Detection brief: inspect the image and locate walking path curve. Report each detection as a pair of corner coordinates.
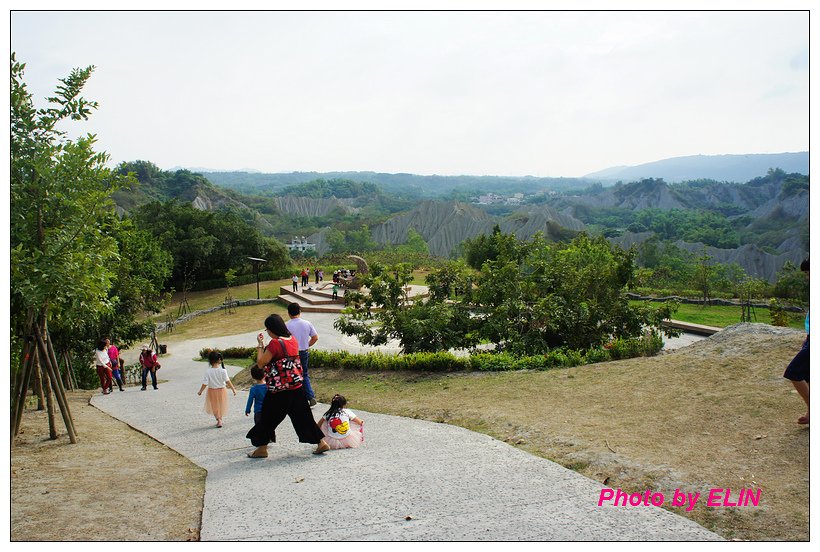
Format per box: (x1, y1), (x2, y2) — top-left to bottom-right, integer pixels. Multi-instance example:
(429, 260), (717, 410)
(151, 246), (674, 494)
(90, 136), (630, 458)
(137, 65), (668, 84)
(92, 326), (718, 541)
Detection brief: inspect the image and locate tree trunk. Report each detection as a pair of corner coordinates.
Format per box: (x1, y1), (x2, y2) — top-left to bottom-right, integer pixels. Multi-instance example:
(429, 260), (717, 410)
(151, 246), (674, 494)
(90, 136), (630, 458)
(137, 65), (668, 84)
(32, 354), (45, 410)
(41, 359), (58, 439)
(38, 314), (58, 439)
(12, 343), (37, 443)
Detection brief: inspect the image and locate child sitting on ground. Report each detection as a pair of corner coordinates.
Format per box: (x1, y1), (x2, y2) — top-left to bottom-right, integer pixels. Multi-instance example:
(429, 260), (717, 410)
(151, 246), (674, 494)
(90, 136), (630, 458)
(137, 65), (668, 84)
(245, 365), (267, 425)
(318, 394), (364, 449)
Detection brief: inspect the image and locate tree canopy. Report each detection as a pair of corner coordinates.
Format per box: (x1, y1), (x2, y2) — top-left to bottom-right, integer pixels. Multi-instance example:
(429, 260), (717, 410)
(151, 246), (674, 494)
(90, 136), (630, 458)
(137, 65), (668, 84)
(336, 232), (678, 355)
(11, 53), (173, 386)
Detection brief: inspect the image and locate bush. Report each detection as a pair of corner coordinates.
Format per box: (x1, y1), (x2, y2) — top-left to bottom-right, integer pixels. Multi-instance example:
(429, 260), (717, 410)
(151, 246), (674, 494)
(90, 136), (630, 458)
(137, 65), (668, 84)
(311, 349), (468, 372)
(583, 347), (611, 364)
(74, 363), (102, 390)
(769, 299), (791, 327)
(605, 332), (663, 360)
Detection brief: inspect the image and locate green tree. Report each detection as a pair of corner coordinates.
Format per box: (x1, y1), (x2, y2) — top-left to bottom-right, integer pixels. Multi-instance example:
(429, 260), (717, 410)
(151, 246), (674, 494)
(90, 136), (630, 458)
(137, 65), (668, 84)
(334, 262), (478, 353)
(471, 233), (675, 354)
(334, 232), (677, 355)
(11, 54), (160, 401)
(11, 54), (130, 340)
(395, 227), (430, 256)
(131, 199), (289, 287)
(773, 261), (810, 304)
(693, 252), (716, 304)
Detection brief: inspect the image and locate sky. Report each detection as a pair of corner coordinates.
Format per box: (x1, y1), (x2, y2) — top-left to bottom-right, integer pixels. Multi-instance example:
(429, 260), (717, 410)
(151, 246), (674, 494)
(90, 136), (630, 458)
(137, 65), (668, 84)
(9, 8), (810, 177)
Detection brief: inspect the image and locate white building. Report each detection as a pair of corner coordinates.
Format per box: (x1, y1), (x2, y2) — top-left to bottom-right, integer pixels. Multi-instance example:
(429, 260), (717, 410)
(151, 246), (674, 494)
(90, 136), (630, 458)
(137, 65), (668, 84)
(286, 236), (317, 253)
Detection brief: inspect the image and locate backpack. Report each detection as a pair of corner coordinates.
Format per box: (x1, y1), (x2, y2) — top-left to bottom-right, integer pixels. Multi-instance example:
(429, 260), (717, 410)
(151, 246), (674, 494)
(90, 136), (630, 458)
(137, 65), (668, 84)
(263, 338), (303, 392)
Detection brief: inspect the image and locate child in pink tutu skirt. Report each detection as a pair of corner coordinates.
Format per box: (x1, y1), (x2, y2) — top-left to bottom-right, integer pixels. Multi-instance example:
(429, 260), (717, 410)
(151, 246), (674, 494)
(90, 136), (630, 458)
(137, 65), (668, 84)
(318, 394), (364, 449)
(197, 351), (237, 428)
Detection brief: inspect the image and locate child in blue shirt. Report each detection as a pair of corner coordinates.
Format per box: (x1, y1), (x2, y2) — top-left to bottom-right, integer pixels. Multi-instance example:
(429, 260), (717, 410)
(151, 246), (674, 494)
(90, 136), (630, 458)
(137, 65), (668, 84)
(245, 365), (268, 425)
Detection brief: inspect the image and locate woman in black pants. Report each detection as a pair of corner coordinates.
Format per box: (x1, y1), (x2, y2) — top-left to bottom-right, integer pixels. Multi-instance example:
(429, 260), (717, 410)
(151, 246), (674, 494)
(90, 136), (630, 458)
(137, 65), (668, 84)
(246, 314), (329, 458)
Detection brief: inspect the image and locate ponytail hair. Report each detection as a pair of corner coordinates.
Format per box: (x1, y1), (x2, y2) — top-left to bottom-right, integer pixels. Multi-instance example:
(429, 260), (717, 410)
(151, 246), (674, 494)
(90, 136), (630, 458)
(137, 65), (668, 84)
(323, 394), (347, 420)
(208, 350), (225, 369)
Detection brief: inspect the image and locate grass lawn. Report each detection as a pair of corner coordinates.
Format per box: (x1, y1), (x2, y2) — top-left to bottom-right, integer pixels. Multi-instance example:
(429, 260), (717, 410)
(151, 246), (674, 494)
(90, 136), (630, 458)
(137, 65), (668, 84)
(161, 302), (289, 342)
(148, 278), (291, 324)
(633, 301), (806, 330)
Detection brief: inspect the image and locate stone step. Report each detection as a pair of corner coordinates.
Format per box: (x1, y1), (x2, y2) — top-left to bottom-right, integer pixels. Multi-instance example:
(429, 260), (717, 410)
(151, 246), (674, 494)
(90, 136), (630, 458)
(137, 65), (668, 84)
(276, 293), (347, 314)
(279, 287), (345, 306)
(277, 284), (429, 315)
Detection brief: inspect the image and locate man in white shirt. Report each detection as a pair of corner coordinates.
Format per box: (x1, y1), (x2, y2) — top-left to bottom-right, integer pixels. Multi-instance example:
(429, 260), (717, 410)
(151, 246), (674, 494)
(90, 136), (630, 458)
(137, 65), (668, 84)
(286, 303), (319, 406)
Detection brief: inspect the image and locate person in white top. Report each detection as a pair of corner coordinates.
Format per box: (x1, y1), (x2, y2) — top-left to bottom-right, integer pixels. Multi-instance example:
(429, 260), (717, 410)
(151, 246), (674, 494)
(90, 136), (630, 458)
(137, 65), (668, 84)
(286, 303), (319, 406)
(94, 339), (113, 395)
(197, 351), (237, 428)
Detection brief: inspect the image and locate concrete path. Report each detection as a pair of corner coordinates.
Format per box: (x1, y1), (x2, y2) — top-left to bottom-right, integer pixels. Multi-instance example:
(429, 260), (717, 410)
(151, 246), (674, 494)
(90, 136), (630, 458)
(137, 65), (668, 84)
(92, 327), (719, 541)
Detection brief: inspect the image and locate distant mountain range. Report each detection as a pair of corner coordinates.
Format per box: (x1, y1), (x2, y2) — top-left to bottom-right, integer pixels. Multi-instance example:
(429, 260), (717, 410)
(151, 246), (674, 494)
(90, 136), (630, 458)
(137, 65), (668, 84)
(584, 152), (808, 183)
(114, 154), (809, 283)
(188, 152), (808, 192)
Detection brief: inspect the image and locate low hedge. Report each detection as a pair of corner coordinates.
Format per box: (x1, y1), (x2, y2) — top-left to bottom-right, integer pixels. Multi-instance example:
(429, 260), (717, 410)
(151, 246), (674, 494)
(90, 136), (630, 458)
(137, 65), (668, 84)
(199, 332), (663, 372)
(189, 267), (299, 292)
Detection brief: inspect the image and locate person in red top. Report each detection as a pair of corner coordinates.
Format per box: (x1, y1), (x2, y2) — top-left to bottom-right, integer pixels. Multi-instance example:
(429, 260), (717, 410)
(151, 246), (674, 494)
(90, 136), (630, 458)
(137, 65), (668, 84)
(245, 314), (329, 458)
(139, 345), (160, 390)
(105, 338), (124, 392)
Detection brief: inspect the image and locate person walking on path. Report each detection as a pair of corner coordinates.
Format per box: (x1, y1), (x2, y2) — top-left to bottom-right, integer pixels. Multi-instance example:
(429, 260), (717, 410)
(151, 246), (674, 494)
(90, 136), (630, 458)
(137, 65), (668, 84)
(246, 314), (330, 458)
(139, 345), (161, 390)
(106, 338), (125, 392)
(286, 303), (319, 407)
(198, 351), (237, 428)
(318, 394), (364, 449)
(784, 258), (810, 424)
(245, 365), (267, 425)
(94, 339), (113, 395)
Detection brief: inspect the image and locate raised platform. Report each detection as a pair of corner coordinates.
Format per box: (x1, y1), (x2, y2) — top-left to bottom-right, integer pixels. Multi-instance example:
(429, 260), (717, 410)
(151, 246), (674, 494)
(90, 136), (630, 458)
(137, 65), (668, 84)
(277, 284), (429, 314)
(661, 319), (722, 336)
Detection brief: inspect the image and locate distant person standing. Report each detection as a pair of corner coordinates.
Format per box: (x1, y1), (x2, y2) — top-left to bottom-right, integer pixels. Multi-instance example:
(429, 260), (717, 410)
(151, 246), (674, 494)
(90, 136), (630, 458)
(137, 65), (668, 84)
(301, 268), (309, 288)
(94, 339), (113, 395)
(784, 259), (810, 424)
(286, 303), (318, 407)
(105, 338), (124, 392)
(292, 274), (299, 292)
(139, 345), (160, 390)
(314, 267), (320, 285)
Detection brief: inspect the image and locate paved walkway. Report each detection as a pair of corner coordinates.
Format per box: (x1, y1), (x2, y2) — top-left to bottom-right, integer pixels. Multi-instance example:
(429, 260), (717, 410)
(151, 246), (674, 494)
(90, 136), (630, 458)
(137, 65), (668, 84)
(92, 326), (718, 541)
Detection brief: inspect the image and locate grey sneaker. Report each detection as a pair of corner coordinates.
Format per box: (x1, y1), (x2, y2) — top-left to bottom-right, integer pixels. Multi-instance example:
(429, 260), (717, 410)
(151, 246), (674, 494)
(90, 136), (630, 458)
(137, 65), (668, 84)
(308, 398), (317, 407)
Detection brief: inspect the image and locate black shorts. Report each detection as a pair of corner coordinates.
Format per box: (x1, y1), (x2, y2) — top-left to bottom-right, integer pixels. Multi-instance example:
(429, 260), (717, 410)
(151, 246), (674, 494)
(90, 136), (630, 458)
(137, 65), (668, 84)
(783, 336), (809, 383)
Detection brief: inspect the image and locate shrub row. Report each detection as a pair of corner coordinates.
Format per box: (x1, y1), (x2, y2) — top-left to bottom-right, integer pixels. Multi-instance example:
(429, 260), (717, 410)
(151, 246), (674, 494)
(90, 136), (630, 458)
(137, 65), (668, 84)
(199, 333), (664, 372)
(190, 267), (298, 292)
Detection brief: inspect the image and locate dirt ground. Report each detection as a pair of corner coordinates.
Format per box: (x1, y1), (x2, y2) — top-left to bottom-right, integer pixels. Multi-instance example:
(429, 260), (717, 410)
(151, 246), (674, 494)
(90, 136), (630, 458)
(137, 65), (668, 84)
(11, 389), (205, 542)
